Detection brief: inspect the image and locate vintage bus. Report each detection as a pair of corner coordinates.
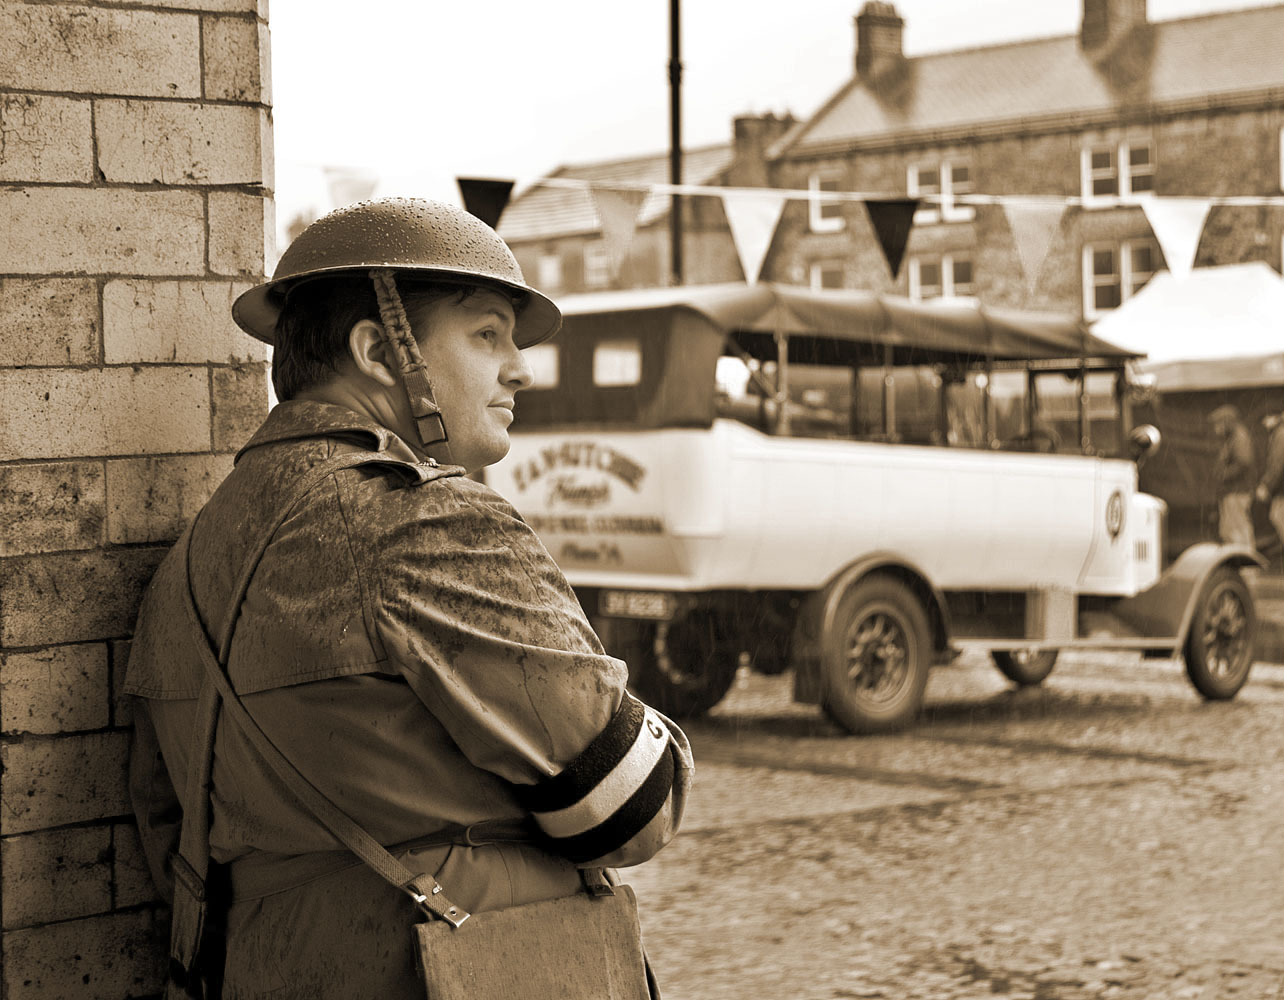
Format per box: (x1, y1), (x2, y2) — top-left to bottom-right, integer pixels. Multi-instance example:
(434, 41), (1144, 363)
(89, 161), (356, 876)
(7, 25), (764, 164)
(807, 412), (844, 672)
(485, 282), (1260, 733)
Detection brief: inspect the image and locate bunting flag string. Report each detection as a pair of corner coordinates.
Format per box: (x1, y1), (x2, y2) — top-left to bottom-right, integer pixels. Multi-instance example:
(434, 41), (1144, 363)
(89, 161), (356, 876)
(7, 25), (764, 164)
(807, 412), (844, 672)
(1138, 196), (1213, 280)
(721, 191), (788, 284)
(506, 173), (1284, 208)
(1001, 202), (1066, 299)
(589, 187), (648, 279)
(862, 199), (919, 280)
(457, 177), (515, 229)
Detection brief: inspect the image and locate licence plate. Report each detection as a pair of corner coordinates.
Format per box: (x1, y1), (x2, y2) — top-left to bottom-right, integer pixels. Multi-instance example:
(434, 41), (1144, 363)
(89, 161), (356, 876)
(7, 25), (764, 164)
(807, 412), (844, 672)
(599, 589), (677, 621)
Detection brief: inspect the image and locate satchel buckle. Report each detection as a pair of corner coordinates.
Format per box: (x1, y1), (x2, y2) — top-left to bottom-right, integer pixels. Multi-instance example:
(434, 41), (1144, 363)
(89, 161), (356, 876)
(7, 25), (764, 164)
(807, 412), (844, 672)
(407, 875), (470, 928)
(580, 867), (616, 897)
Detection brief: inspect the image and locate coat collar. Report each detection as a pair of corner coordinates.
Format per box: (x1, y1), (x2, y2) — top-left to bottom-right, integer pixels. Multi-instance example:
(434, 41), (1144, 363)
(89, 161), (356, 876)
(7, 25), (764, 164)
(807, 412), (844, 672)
(235, 400), (423, 465)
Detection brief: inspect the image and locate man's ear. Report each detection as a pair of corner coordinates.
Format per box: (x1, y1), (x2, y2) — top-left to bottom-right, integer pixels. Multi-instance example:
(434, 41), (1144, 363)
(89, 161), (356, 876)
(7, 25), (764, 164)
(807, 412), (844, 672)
(347, 320), (399, 388)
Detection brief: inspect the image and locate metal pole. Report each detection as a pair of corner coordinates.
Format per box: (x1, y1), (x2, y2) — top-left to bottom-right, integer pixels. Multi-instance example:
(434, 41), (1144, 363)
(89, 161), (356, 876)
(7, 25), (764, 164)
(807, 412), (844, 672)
(668, 0), (683, 285)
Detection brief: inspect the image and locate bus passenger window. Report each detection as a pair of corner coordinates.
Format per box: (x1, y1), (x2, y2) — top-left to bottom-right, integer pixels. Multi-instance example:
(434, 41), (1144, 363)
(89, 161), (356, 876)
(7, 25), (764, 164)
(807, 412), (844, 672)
(593, 339), (641, 387)
(523, 343), (560, 389)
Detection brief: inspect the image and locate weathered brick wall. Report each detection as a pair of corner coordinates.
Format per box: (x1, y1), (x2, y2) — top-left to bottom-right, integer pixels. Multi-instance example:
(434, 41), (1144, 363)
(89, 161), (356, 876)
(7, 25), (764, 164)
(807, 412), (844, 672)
(770, 104), (1284, 313)
(0, 1), (272, 996)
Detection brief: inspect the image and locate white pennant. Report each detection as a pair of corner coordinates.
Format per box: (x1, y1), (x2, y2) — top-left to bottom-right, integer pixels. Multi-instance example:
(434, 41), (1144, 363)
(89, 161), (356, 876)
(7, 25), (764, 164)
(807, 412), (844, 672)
(590, 186), (648, 278)
(1139, 196), (1212, 280)
(1000, 202), (1065, 298)
(722, 191), (787, 284)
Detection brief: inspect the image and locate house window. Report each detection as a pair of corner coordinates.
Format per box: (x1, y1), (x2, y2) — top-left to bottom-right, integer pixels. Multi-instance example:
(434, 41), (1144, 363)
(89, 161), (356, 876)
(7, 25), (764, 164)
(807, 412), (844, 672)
(1081, 138), (1155, 202)
(536, 252), (563, 291)
(808, 173), (845, 233)
(909, 254), (975, 300)
(908, 161), (975, 224)
(1082, 240), (1157, 316)
(809, 260), (845, 290)
(583, 241), (612, 289)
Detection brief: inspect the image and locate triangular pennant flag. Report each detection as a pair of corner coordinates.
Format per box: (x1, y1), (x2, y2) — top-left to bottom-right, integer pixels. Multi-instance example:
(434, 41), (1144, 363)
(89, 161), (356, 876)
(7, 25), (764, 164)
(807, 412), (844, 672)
(590, 186), (648, 278)
(1001, 201), (1065, 298)
(1139, 196), (1212, 280)
(457, 177), (515, 229)
(862, 199), (919, 280)
(721, 191), (787, 284)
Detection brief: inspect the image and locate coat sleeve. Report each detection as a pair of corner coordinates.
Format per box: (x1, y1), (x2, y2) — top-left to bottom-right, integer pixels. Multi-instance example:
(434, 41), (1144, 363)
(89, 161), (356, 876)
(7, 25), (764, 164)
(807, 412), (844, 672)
(374, 482), (693, 867)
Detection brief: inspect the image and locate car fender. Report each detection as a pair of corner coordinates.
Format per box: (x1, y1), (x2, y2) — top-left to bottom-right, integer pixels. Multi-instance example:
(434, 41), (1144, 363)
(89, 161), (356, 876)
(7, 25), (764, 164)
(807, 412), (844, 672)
(1110, 542), (1265, 648)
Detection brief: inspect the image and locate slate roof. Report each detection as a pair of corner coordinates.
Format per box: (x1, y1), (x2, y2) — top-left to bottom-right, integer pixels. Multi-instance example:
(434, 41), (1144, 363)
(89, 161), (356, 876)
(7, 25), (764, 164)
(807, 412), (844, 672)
(497, 143), (735, 243)
(777, 4), (1284, 157)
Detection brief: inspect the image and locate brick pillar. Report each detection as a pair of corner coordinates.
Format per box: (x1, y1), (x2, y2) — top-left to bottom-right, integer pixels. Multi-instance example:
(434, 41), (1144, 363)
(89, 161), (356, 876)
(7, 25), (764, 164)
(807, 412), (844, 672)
(0, 2), (273, 996)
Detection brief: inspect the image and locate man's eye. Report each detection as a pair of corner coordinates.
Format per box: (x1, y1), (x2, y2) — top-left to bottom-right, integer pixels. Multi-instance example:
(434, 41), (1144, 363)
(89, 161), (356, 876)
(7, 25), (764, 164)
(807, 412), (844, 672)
(478, 328), (496, 342)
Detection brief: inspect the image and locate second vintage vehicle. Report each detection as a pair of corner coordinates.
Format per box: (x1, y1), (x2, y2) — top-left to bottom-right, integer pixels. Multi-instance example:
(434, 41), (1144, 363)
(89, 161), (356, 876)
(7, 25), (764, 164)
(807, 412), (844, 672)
(485, 282), (1261, 733)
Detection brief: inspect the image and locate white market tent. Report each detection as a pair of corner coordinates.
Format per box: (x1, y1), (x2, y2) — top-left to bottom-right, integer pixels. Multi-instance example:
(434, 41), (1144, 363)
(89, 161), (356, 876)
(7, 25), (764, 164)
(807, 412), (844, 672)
(1091, 262), (1284, 391)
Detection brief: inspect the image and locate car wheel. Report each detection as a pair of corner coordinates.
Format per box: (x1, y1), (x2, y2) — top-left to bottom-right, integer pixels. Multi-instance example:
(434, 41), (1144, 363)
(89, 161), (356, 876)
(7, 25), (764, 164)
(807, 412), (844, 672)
(991, 649), (1059, 686)
(1184, 567), (1256, 700)
(820, 575), (931, 734)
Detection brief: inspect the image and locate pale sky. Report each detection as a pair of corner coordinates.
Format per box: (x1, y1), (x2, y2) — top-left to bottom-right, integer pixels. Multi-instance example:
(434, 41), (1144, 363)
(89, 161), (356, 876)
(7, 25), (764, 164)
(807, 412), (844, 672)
(269, 0), (1281, 238)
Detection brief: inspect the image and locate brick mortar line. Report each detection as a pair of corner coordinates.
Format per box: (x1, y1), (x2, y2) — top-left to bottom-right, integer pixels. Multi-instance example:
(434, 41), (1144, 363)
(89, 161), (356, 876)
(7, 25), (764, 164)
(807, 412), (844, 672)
(1, 361), (264, 369)
(10, 0), (258, 17)
(1, 727), (135, 746)
(0, 180), (273, 193)
(0, 88), (268, 111)
(0, 900), (164, 936)
(0, 450), (240, 466)
(0, 271), (269, 280)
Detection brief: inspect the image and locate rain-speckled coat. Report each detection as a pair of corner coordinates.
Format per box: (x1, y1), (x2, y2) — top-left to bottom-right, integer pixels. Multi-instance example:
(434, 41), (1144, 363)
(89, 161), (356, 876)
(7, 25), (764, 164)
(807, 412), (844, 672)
(124, 400), (693, 999)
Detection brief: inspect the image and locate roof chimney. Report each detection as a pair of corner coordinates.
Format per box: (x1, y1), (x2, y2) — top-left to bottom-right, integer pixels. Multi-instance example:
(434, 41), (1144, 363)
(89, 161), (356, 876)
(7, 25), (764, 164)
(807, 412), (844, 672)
(1081, 0), (1148, 52)
(855, 2), (905, 79)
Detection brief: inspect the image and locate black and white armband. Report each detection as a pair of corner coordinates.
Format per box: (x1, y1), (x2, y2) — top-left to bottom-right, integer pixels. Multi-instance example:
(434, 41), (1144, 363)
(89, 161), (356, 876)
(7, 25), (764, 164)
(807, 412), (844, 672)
(515, 694), (676, 864)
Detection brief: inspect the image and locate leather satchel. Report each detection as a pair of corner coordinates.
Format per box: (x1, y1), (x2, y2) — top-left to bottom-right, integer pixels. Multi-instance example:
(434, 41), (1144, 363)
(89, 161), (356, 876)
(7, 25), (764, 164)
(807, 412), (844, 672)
(166, 451), (655, 1000)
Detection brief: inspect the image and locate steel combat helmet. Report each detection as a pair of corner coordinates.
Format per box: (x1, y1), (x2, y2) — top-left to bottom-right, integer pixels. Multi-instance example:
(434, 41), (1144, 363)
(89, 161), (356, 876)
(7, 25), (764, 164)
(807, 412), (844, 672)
(232, 197), (560, 348)
(232, 197), (561, 462)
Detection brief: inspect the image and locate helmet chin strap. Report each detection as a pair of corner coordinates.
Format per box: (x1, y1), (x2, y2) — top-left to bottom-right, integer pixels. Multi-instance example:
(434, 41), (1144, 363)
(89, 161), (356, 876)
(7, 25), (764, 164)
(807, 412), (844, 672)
(369, 269), (455, 465)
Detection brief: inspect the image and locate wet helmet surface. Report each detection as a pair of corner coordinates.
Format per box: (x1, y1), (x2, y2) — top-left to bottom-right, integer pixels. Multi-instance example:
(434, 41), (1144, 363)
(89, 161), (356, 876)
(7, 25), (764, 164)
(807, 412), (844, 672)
(232, 197), (561, 348)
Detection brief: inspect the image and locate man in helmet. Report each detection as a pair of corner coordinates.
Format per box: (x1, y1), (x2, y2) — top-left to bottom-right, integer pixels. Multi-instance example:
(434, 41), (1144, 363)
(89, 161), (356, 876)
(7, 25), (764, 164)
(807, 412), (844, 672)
(124, 199), (693, 998)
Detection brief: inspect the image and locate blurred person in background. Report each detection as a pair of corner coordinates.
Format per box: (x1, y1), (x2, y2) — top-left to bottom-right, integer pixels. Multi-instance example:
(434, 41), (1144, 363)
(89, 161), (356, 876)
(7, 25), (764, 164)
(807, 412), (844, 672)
(1255, 409), (1284, 563)
(1210, 403), (1256, 549)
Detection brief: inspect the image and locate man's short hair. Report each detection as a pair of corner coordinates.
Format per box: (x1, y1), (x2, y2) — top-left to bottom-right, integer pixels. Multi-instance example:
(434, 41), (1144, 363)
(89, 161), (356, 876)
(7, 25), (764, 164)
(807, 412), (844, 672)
(270, 275), (510, 401)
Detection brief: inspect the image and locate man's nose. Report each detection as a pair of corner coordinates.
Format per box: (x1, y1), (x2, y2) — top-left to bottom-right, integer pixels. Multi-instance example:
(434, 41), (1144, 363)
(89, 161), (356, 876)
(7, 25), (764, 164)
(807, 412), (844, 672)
(506, 344), (535, 389)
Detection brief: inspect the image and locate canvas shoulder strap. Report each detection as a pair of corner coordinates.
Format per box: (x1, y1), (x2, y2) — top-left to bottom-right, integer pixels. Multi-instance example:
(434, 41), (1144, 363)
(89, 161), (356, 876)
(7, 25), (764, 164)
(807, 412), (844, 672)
(167, 452), (470, 997)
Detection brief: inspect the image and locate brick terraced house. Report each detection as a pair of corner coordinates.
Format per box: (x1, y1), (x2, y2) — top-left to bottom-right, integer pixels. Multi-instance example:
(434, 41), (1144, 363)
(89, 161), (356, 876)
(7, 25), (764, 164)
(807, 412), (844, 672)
(770, 0), (1284, 318)
(504, 1), (1284, 321)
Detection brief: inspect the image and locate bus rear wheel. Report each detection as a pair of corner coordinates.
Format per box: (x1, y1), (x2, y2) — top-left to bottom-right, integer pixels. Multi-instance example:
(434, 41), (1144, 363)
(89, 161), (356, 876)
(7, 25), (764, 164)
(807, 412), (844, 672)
(820, 575), (931, 734)
(617, 612), (739, 718)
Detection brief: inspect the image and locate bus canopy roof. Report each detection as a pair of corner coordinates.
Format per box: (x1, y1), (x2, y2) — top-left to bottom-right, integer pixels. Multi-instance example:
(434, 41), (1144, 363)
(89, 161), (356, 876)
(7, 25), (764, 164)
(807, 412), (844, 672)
(553, 282), (1139, 363)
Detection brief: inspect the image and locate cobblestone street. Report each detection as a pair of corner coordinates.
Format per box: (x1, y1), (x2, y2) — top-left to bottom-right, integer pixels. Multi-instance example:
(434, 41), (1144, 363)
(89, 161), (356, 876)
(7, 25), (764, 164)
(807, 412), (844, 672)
(627, 653), (1284, 1000)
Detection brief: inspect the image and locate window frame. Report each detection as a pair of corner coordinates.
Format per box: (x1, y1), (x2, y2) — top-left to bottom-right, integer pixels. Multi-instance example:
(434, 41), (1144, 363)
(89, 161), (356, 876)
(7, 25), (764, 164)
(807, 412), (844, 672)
(907, 159), (976, 224)
(1080, 137), (1155, 205)
(807, 172), (846, 233)
(908, 252), (976, 301)
(1081, 239), (1158, 317)
(582, 240), (612, 290)
(809, 259), (846, 290)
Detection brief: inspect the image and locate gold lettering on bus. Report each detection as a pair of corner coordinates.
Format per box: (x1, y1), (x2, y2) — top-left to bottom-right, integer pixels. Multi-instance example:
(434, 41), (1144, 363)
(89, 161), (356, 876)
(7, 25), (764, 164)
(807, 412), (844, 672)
(511, 442), (646, 492)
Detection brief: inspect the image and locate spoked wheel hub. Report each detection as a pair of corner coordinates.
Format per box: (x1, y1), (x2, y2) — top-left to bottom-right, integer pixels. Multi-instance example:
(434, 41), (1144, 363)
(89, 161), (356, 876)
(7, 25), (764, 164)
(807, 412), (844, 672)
(844, 610), (911, 706)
